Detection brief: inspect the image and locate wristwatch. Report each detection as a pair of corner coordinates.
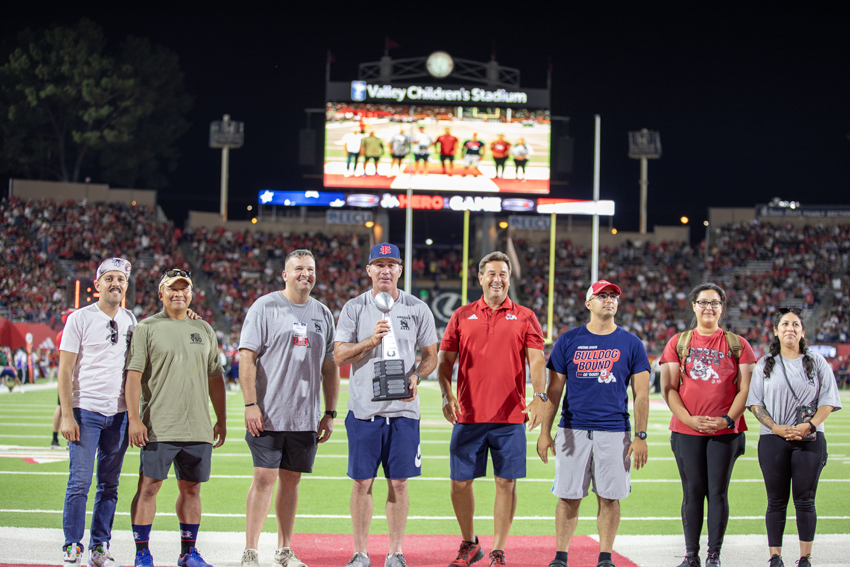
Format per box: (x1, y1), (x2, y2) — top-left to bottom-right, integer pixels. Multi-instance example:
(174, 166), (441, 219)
(722, 414), (735, 429)
(411, 372), (422, 385)
(533, 392), (548, 402)
(324, 410), (337, 418)
(808, 421), (816, 434)
(635, 431), (647, 440)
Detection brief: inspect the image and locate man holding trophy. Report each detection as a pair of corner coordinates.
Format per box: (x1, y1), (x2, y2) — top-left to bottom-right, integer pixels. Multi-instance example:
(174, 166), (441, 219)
(334, 243), (438, 567)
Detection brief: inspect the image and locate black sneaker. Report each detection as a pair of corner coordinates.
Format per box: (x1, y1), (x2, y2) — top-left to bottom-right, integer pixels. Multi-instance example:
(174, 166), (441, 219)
(596, 561), (615, 567)
(677, 553), (700, 567)
(769, 555), (784, 567)
(796, 556), (811, 567)
(548, 560), (567, 567)
(705, 552), (720, 567)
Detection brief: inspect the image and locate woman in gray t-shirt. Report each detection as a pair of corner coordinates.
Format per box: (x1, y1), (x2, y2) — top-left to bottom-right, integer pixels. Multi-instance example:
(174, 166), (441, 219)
(747, 308), (842, 567)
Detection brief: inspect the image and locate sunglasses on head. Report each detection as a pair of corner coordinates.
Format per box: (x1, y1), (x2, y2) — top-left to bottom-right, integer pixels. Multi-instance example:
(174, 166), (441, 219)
(162, 269), (191, 279)
(107, 320), (118, 345)
(778, 307), (802, 316)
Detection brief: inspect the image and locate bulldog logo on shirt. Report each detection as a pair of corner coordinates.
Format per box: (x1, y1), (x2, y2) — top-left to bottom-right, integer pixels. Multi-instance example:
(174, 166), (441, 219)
(573, 347), (621, 382)
(690, 358), (720, 382)
(190, 333), (203, 344)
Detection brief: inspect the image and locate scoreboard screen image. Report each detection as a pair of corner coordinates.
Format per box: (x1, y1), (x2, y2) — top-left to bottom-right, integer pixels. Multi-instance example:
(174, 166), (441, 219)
(323, 102), (551, 194)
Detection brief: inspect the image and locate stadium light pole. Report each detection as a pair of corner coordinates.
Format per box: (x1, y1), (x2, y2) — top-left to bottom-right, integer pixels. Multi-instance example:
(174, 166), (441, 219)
(591, 114), (601, 283)
(403, 107), (415, 293)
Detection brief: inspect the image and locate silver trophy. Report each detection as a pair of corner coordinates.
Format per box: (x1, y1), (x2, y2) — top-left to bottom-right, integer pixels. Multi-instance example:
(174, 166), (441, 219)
(371, 292), (411, 401)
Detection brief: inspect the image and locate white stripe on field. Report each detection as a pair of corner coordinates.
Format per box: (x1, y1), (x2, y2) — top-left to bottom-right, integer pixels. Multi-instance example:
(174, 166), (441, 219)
(1, 509), (849, 521)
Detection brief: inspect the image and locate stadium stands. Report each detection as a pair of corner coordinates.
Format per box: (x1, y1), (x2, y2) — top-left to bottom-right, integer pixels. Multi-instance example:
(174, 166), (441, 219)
(0, 197), (209, 326)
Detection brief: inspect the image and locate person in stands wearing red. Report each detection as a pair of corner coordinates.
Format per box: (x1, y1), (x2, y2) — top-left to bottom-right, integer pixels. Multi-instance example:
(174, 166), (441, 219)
(489, 134), (511, 179)
(437, 127), (459, 176)
(437, 251), (546, 567)
(660, 283), (756, 567)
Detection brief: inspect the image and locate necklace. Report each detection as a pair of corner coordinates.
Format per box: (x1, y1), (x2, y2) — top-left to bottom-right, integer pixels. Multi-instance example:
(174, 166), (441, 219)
(282, 293), (309, 325)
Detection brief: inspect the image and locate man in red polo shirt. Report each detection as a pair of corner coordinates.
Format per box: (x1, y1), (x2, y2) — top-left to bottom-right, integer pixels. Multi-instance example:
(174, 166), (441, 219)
(437, 251), (546, 567)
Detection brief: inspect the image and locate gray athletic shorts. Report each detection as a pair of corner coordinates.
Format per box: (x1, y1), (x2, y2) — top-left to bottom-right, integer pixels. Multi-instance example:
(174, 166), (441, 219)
(245, 430), (318, 473)
(463, 155), (481, 167)
(139, 442), (212, 482)
(552, 428), (632, 500)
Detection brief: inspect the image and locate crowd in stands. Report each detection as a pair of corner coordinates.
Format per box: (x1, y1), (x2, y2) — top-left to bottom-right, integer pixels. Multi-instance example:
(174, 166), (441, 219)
(515, 238), (694, 353)
(817, 275), (850, 344)
(703, 222), (850, 344)
(0, 197), (210, 327)
(3, 197), (850, 379)
(183, 227), (367, 336)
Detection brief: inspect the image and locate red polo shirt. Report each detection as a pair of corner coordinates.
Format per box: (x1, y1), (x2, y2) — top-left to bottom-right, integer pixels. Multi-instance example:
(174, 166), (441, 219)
(440, 297), (544, 424)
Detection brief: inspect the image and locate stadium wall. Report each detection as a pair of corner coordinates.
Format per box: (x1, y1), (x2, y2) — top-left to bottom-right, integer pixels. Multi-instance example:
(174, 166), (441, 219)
(9, 179), (156, 206)
(0, 318), (57, 350)
(186, 210), (373, 236)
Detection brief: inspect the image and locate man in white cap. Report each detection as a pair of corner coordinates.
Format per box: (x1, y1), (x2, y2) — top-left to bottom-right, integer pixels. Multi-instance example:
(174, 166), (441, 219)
(334, 243), (438, 567)
(536, 280), (651, 567)
(125, 269), (226, 567)
(58, 258), (136, 567)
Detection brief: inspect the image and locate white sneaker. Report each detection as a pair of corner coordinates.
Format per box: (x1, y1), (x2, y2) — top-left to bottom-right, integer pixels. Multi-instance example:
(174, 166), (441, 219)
(275, 548), (307, 567)
(241, 549), (260, 567)
(345, 553), (370, 567)
(384, 553), (407, 567)
(89, 544), (121, 567)
(64, 543), (84, 566)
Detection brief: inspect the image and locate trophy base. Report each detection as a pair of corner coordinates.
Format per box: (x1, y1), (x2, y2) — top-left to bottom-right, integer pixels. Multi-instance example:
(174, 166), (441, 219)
(371, 360), (411, 401)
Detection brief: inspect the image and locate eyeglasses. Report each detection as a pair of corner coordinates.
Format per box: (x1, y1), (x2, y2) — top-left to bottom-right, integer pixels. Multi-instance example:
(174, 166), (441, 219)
(594, 293), (620, 302)
(695, 301), (722, 309)
(107, 320), (118, 345)
(163, 269), (191, 279)
(778, 307), (803, 316)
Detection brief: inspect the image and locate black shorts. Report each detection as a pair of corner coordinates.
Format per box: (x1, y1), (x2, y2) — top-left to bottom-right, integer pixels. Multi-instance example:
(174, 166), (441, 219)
(245, 430), (318, 473)
(440, 155), (454, 162)
(414, 153), (429, 162)
(494, 157), (508, 166)
(391, 153), (407, 160)
(364, 156), (380, 164)
(139, 442), (212, 482)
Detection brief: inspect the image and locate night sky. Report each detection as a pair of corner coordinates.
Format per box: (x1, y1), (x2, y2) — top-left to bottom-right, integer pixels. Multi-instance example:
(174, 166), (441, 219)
(4, 2), (849, 241)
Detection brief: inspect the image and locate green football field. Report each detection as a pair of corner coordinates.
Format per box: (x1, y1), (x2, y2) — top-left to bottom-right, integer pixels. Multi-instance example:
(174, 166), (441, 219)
(1, 382), (848, 538)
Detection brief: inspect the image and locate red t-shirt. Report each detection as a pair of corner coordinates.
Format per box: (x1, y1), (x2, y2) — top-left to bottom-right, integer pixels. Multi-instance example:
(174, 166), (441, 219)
(437, 135), (458, 155)
(660, 329), (756, 435)
(490, 141), (511, 158)
(440, 297), (544, 424)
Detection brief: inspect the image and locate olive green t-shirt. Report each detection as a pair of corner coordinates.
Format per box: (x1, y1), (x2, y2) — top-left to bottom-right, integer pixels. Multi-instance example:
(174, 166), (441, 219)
(127, 311), (223, 443)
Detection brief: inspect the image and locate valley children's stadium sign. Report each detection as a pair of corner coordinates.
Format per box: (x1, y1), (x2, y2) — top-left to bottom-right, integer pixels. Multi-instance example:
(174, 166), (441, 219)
(329, 81), (549, 108)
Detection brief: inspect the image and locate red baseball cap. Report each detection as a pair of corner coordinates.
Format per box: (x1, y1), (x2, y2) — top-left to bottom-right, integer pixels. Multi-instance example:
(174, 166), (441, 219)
(586, 280), (622, 301)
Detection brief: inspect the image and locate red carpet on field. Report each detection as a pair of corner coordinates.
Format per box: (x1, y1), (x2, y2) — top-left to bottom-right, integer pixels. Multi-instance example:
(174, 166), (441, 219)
(0, 534), (638, 567)
(291, 534), (634, 567)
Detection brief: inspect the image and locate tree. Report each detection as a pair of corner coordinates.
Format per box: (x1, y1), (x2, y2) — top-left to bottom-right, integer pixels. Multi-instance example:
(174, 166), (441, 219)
(0, 19), (192, 187)
(99, 37), (192, 189)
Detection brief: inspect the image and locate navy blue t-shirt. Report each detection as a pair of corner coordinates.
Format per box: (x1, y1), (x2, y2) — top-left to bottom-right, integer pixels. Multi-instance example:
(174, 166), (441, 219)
(547, 325), (651, 432)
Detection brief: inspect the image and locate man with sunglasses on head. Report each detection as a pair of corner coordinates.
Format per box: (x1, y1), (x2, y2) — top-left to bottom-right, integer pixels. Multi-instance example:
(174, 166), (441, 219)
(125, 269), (226, 567)
(58, 258), (136, 567)
(536, 280), (651, 567)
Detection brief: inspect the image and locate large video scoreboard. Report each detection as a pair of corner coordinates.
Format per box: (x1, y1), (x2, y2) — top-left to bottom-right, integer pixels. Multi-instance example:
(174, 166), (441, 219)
(324, 81), (551, 194)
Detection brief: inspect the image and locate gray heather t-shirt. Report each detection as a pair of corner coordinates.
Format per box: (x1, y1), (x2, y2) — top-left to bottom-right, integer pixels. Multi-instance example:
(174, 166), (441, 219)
(335, 290), (438, 420)
(239, 292), (335, 432)
(747, 351), (842, 435)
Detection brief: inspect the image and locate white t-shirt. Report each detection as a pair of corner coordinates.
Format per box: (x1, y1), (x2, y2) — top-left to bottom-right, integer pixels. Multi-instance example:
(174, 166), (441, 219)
(342, 132), (363, 153)
(60, 303), (137, 415)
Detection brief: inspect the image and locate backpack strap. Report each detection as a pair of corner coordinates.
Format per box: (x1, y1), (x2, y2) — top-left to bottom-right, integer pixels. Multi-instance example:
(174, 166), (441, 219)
(675, 330), (693, 385)
(724, 330), (743, 361)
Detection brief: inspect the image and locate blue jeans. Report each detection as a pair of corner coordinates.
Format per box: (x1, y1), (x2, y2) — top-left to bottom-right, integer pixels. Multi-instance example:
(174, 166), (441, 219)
(63, 409), (129, 548)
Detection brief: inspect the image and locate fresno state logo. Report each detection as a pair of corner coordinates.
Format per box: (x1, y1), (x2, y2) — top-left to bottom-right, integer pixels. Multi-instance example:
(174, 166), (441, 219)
(381, 245), (391, 254)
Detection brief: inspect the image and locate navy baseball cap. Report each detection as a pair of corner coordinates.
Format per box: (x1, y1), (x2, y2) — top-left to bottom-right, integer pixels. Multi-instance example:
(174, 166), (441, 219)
(369, 243), (402, 264)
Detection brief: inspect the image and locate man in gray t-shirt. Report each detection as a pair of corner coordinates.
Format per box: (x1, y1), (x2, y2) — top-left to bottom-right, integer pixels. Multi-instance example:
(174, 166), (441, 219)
(238, 250), (339, 567)
(334, 243), (438, 567)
